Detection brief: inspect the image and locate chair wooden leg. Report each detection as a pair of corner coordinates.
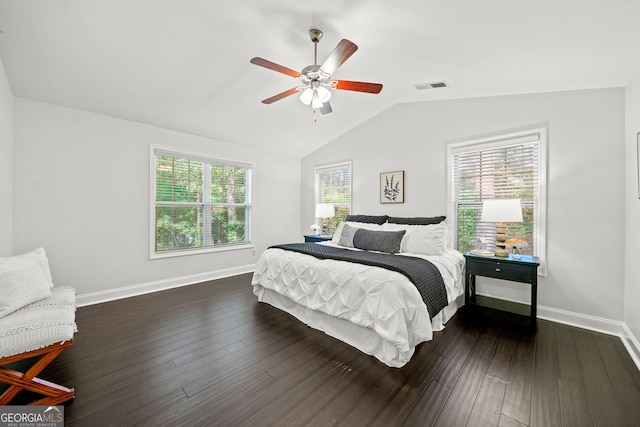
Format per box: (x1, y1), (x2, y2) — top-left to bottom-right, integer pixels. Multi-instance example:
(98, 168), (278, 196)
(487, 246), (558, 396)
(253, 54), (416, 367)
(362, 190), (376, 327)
(0, 340), (75, 405)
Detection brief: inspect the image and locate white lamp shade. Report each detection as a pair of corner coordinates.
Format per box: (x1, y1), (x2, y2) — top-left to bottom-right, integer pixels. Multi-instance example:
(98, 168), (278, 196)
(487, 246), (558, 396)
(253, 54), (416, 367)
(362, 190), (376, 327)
(315, 203), (335, 218)
(316, 85), (332, 102)
(481, 199), (523, 223)
(311, 93), (323, 108)
(299, 87), (313, 105)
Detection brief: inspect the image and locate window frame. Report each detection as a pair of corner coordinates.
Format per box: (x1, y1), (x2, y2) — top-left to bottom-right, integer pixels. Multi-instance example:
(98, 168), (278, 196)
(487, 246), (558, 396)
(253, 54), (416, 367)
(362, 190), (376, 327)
(446, 128), (547, 274)
(149, 146), (253, 259)
(314, 161), (352, 232)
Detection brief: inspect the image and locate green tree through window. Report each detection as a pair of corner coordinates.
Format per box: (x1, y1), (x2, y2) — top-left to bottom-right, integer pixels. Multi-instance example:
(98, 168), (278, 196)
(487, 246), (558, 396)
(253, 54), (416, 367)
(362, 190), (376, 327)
(314, 162), (351, 233)
(153, 150), (251, 254)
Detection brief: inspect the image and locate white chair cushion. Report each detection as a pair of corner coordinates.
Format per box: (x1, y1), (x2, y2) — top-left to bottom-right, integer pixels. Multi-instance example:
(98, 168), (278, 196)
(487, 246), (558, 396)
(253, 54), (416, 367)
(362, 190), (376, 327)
(0, 286), (77, 358)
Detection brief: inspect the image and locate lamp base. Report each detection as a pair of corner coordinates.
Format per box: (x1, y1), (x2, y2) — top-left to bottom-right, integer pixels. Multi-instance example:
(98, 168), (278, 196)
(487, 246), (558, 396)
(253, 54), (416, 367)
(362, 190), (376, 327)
(321, 217), (329, 235)
(494, 248), (509, 257)
(494, 222), (509, 256)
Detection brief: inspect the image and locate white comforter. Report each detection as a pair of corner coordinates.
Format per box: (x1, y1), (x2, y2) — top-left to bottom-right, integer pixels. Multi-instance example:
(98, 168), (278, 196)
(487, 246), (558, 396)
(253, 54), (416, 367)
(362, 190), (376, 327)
(251, 242), (465, 367)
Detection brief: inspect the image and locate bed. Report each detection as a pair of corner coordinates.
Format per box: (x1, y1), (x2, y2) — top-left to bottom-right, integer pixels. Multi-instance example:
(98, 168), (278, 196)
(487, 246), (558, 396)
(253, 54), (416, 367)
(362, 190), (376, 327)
(251, 215), (465, 368)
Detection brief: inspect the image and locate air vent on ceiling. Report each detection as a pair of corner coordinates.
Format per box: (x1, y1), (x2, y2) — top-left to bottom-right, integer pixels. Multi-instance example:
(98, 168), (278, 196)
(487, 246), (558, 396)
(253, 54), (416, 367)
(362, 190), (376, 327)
(413, 81), (448, 90)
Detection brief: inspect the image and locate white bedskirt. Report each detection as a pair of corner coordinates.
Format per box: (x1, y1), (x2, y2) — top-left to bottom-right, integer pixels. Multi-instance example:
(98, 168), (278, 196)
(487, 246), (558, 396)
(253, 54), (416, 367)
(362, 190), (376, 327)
(252, 245), (465, 368)
(256, 287), (463, 367)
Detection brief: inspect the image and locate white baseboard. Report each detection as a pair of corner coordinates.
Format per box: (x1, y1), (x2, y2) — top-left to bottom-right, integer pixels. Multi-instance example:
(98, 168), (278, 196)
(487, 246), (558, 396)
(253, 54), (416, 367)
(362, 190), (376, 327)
(622, 324), (640, 371)
(537, 305), (627, 336)
(76, 264), (256, 307)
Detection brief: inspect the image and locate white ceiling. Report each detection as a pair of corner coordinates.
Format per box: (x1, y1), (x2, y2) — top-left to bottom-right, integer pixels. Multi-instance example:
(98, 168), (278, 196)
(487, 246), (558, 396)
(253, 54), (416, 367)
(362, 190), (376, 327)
(1, 0), (639, 158)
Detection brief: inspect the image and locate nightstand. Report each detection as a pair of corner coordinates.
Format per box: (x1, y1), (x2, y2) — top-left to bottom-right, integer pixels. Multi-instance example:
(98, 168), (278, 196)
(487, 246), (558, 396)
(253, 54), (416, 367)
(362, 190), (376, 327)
(304, 234), (333, 243)
(464, 253), (540, 330)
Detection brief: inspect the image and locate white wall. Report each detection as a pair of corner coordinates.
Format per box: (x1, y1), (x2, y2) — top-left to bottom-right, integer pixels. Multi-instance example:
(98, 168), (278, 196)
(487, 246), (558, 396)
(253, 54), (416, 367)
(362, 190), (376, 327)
(302, 88), (626, 324)
(625, 73), (640, 346)
(0, 57), (13, 257)
(13, 98), (300, 300)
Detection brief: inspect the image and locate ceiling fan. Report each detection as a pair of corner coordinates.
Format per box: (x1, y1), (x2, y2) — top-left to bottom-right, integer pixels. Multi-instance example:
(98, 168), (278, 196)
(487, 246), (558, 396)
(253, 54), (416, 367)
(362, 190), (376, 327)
(250, 29), (383, 115)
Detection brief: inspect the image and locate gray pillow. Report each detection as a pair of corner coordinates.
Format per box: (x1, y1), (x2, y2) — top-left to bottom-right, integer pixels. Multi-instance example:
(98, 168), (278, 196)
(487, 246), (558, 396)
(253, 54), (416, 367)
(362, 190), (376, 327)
(387, 216), (446, 225)
(338, 224), (359, 248)
(345, 214), (388, 225)
(352, 228), (406, 254)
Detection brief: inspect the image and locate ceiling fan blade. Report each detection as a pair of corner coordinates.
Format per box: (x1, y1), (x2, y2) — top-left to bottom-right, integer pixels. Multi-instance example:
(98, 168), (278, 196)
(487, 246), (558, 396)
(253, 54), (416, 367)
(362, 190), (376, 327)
(320, 102), (333, 115)
(332, 80), (383, 94)
(320, 39), (358, 76)
(250, 57), (300, 78)
(261, 87), (300, 104)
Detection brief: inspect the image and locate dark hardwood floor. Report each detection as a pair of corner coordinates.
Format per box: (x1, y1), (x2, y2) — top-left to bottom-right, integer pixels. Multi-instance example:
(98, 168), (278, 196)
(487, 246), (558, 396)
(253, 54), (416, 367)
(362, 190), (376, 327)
(5, 272), (640, 426)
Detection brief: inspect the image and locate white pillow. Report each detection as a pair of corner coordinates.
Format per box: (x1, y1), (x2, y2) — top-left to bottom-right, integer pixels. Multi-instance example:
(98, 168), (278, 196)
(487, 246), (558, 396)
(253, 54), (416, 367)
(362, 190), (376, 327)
(382, 222), (447, 255)
(331, 222), (345, 243)
(0, 256), (52, 319)
(332, 221), (384, 243)
(0, 248), (54, 289)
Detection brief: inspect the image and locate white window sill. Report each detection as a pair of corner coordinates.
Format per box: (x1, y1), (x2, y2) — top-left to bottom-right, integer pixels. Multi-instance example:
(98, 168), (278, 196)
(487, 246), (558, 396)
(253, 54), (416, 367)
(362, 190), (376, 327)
(150, 243), (254, 260)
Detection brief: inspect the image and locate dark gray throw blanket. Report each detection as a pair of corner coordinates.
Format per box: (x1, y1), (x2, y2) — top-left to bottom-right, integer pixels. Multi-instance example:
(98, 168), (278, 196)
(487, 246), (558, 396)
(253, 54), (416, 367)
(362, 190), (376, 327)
(270, 243), (448, 319)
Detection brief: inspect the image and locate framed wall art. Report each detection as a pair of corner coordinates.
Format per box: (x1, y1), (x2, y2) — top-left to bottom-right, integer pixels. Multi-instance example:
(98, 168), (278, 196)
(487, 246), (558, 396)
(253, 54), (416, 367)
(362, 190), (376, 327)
(380, 170), (404, 204)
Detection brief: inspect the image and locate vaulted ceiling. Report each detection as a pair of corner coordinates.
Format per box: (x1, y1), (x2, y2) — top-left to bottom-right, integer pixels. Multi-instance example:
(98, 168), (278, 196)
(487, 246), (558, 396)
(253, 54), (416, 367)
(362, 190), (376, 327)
(1, 1), (639, 157)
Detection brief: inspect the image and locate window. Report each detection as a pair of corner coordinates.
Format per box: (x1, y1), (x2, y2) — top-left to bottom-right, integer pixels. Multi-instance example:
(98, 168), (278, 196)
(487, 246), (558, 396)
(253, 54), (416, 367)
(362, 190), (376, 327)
(314, 161), (352, 232)
(151, 148), (252, 258)
(447, 129), (547, 273)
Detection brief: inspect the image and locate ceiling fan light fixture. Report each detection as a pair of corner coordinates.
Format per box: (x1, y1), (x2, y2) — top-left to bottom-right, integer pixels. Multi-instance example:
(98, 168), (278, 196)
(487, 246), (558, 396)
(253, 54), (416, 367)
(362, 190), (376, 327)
(299, 87), (313, 105)
(317, 85), (331, 103)
(311, 93), (324, 108)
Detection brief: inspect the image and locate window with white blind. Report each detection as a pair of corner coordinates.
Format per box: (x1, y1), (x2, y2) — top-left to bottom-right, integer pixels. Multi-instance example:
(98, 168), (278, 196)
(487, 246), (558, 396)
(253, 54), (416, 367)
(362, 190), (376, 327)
(447, 129), (547, 272)
(314, 161), (352, 232)
(151, 147), (252, 258)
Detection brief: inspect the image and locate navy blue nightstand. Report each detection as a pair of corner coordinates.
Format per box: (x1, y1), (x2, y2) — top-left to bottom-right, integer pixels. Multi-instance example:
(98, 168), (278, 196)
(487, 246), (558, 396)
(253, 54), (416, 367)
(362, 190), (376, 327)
(304, 234), (333, 243)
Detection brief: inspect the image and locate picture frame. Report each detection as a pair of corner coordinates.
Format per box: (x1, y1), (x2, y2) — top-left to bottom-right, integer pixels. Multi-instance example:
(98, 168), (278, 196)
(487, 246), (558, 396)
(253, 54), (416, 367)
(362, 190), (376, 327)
(380, 170), (404, 204)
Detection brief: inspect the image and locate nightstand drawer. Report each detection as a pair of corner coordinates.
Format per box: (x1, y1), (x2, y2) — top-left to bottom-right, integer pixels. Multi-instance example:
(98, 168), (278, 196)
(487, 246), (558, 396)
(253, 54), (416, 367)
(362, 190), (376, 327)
(467, 259), (533, 283)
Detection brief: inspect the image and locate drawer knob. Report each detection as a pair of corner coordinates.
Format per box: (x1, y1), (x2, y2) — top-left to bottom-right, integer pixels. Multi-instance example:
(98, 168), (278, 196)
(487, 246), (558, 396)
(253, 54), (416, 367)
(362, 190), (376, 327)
(495, 268), (501, 272)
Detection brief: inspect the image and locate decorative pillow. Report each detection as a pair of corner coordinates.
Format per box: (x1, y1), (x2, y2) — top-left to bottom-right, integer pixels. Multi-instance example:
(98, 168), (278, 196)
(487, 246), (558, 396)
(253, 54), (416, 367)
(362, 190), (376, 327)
(345, 214), (389, 225)
(387, 216), (446, 225)
(0, 247), (54, 289)
(383, 222), (448, 255)
(332, 221), (384, 243)
(352, 228), (406, 254)
(337, 224), (359, 248)
(0, 257), (52, 319)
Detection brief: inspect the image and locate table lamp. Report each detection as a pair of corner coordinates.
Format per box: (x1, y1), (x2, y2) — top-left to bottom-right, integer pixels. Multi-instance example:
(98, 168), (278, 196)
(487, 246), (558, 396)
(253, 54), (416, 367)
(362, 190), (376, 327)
(315, 203), (335, 235)
(480, 199), (523, 257)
